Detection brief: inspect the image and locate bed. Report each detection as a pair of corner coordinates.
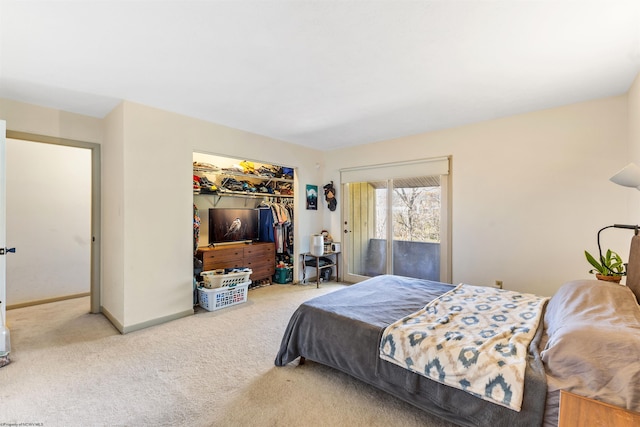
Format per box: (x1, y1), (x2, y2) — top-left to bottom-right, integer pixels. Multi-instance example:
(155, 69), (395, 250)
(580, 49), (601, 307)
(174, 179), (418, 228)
(275, 237), (640, 426)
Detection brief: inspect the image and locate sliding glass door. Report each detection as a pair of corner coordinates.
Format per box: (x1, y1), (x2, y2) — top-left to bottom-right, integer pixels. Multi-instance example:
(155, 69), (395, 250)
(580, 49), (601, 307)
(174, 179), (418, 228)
(343, 181), (380, 278)
(341, 157), (450, 283)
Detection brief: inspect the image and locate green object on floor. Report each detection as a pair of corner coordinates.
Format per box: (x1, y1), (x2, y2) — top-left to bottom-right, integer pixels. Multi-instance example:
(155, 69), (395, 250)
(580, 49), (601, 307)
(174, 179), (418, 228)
(273, 267), (293, 284)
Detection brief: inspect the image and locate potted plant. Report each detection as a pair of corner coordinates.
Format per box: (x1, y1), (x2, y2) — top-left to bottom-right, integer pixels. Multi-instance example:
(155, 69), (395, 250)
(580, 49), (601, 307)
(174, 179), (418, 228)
(584, 249), (626, 283)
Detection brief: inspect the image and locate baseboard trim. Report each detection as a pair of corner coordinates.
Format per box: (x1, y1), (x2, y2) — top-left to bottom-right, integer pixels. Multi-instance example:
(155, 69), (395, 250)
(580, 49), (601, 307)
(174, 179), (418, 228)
(100, 306), (125, 334)
(7, 292), (91, 310)
(100, 307), (195, 335)
(121, 309), (194, 334)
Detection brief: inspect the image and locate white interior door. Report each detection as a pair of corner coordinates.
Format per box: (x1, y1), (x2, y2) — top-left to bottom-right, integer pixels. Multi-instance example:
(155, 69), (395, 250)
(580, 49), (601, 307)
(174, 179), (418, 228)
(1, 120), (6, 323)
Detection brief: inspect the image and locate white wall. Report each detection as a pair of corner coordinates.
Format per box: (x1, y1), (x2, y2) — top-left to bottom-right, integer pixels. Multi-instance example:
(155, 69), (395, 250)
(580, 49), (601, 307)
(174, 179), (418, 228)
(6, 138), (91, 305)
(101, 103), (126, 323)
(628, 73), (640, 221)
(0, 99), (104, 144)
(325, 95), (631, 297)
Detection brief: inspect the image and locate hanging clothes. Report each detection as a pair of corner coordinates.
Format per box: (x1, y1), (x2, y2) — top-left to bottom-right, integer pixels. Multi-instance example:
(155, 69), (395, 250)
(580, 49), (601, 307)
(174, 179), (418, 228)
(285, 202), (294, 250)
(259, 199), (294, 254)
(258, 206), (275, 243)
(193, 204), (201, 254)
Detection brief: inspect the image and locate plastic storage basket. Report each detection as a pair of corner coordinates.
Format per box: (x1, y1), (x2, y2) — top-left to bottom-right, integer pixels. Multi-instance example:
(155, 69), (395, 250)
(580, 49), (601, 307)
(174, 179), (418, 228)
(201, 268), (252, 289)
(198, 282), (250, 311)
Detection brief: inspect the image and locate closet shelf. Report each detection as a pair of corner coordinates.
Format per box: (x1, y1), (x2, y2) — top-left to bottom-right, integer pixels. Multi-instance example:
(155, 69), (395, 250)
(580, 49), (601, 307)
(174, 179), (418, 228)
(216, 170), (294, 184)
(195, 168), (293, 184)
(195, 190), (293, 198)
(195, 190), (293, 206)
(193, 166), (221, 173)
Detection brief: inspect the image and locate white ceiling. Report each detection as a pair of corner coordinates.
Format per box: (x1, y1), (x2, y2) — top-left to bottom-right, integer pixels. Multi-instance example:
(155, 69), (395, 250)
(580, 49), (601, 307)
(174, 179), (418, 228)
(1, 1), (639, 151)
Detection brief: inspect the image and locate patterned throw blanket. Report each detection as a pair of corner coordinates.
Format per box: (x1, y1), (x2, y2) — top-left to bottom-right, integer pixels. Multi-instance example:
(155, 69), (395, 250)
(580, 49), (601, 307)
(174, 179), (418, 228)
(379, 284), (548, 411)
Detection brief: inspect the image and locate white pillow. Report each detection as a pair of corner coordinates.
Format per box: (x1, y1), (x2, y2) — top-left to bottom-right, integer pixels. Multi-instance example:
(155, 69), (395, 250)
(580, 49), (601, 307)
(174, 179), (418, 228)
(542, 280), (640, 411)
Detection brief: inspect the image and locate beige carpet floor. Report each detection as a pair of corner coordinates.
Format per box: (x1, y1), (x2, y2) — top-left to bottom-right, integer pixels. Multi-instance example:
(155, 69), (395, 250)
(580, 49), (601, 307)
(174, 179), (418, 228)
(0, 283), (457, 427)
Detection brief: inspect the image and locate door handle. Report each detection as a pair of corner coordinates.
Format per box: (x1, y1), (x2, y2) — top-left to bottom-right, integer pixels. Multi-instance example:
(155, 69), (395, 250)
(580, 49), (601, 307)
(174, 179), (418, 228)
(0, 248), (16, 255)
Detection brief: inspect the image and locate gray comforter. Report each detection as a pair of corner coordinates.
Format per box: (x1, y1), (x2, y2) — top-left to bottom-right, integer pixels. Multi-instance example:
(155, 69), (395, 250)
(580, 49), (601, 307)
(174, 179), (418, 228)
(275, 275), (548, 427)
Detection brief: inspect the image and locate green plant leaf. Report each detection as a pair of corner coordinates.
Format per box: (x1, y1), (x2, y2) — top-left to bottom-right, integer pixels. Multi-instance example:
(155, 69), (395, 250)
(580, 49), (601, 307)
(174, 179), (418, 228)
(585, 250), (605, 274)
(585, 249), (626, 276)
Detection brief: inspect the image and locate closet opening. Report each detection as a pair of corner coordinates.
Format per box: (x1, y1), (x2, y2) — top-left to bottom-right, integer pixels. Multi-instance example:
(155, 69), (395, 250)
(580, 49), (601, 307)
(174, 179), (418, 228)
(192, 152), (296, 305)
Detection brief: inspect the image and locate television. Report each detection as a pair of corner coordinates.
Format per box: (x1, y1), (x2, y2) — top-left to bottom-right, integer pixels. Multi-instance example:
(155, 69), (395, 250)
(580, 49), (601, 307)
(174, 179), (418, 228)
(209, 208), (259, 245)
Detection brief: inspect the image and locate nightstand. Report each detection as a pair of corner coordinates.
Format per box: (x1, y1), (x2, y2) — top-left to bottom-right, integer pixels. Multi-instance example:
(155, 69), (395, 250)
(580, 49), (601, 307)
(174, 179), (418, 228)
(300, 251), (340, 288)
(559, 390), (640, 426)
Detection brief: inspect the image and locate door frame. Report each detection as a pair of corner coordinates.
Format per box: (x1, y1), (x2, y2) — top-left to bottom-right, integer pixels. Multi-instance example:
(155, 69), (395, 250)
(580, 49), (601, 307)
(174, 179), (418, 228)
(6, 131), (101, 313)
(1, 120), (5, 323)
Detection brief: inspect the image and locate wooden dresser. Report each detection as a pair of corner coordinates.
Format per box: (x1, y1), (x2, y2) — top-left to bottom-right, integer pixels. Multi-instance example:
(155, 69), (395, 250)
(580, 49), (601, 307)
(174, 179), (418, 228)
(197, 242), (275, 283)
(559, 391), (640, 427)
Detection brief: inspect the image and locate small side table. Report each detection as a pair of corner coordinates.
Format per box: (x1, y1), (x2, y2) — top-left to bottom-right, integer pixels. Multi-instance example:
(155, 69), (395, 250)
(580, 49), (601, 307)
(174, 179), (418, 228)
(301, 251), (340, 288)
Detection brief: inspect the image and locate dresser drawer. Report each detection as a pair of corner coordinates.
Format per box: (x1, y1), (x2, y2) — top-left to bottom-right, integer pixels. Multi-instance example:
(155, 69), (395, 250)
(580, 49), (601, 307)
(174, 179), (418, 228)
(245, 257), (274, 271)
(244, 243), (274, 258)
(198, 242), (275, 283)
(244, 243), (275, 281)
(250, 264), (276, 281)
(203, 259), (245, 271)
(198, 246), (244, 271)
(201, 248), (243, 262)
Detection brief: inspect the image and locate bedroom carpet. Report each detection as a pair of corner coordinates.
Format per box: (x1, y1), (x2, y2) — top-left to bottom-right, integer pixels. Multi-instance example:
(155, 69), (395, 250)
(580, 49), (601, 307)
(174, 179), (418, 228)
(0, 283), (457, 427)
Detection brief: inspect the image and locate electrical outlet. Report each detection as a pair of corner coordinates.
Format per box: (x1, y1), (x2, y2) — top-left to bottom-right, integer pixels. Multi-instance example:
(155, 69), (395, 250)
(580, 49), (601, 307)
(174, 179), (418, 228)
(494, 280), (503, 289)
